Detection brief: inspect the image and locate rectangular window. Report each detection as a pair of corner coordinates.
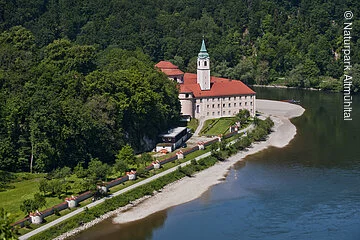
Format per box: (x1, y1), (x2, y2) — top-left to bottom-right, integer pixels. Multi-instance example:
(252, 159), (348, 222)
(228, 111), (231, 115)
(196, 105), (200, 113)
(218, 111), (220, 115)
(207, 105), (209, 108)
(228, 97), (231, 101)
(200, 99), (203, 103)
(234, 103), (237, 107)
(240, 102), (242, 106)
(218, 98), (220, 101)
(223, 111), (225, 115)
(218, 104), (220, 108)
(207, 112), (209, 116)
(212, 104), (215, 108)
(228, 103), (231, 107)
(245, 102), (247, 106)
(185, 93), (189, 98)
(223, 103), (225, 107)
(250, 102), (253, 106)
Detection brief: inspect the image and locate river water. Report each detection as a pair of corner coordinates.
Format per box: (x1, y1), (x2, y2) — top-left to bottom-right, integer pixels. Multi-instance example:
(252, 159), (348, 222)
(73, 88), (360, 240)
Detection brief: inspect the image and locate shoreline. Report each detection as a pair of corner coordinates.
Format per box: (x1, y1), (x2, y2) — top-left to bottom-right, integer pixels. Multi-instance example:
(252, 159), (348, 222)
(251, 84), (322, 91)
(112, 100), (304, 224)
(56, 99), (305, 239)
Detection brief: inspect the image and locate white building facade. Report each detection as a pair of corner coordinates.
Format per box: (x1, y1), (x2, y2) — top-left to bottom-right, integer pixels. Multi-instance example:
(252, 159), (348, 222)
(157, 40), (256, 119)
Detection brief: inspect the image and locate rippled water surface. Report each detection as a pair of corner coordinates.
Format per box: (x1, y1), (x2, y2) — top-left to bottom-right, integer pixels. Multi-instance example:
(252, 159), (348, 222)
(75, 88), (360, 240)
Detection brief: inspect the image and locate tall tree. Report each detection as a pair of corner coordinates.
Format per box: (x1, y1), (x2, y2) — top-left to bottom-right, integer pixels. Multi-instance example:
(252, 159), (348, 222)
(0, 208), (17, 240)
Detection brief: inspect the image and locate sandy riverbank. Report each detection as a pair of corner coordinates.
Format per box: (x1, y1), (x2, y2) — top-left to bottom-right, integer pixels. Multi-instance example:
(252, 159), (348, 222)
(112, 99), (305, 224)
(54, 99), (304, 240)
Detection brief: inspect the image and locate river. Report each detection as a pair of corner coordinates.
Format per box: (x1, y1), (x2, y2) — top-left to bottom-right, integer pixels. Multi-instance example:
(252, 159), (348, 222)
(73, 88), (360, 240)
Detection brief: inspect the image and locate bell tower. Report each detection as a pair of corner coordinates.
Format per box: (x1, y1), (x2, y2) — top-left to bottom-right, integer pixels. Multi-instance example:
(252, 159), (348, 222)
(197, 39), (211, 90)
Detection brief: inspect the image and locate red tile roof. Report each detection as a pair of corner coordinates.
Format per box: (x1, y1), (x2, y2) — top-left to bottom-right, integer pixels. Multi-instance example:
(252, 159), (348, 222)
(180, 73), (255, 98)
(161, 68), (184, 76)
(155, 61), (179, 69)
(155, 61), (184, 76)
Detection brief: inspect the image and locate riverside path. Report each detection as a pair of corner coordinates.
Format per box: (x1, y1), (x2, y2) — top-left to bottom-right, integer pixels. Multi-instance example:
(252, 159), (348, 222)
(19, 124), (253, 240)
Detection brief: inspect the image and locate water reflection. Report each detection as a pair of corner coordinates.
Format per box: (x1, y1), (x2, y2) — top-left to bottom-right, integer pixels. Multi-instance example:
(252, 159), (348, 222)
(75, 88), (360, 240)
(73, 210), (168, 240)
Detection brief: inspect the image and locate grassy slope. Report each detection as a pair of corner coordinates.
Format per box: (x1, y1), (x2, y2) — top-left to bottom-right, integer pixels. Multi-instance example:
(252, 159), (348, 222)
(0, 177), (66, 222)
(201, 117), (235, 136)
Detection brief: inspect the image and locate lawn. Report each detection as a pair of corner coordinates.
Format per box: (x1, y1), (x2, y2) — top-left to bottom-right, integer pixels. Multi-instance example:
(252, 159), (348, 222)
(187, 118), (199, 133)
(0, 175), (67, 222)
(3, 133), (215, 228)
(1, 146), (207, 224)
(200, 117), (235, 136)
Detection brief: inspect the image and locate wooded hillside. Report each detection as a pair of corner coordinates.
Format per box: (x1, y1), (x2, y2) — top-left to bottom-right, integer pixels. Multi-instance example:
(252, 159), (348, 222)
(0, 27), (180, 172)
(1, 0), (359, 89)
(0, 0), (359, 172)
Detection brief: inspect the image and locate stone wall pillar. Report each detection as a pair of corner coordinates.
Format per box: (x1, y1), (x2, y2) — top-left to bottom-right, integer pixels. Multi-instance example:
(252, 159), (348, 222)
(29, 211), (43, 224)
(127, 170), (137, 180)
(176, 150), (184, 159)
(65, 196), (77, 208)
(152, 160), (161, 169)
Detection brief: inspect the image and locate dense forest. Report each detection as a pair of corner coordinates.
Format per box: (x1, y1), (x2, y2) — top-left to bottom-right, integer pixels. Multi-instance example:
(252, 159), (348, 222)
(0, 27), (180, 172)
(1, 0), (360, 89)
(0, 0), (359, 172)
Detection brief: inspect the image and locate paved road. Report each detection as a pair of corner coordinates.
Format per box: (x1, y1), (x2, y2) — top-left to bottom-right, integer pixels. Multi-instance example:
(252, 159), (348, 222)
(194, 117), (205, 136)
(19, 124), (253, 240)
(19, 151), (213, 240)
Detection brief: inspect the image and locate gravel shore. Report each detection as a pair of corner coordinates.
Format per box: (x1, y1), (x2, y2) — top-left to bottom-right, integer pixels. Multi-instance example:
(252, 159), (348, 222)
(56, 99), (305, 239)
(112, 99), (305, 224)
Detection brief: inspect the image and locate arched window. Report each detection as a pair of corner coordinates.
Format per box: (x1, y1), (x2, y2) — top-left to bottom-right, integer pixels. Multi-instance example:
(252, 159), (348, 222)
(198, 61), (200, 66)
(204, 61), (207, 66)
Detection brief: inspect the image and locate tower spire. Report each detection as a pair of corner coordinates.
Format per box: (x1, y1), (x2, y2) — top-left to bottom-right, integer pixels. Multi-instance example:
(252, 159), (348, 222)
(198, 38), (209, 58)
(197, 39), (210, 90)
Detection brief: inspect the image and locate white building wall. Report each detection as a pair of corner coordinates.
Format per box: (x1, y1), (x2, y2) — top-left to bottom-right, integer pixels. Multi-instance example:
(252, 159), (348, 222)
(179, 93), (194, 117)
(168, 75), (184, 84)
(156, 145), (173, 153)
(193, 94), (256, 119)
(197, 58), (210, 90)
